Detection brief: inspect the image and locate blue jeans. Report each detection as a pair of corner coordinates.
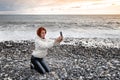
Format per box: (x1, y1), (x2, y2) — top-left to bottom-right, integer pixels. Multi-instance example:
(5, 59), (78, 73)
(31, 55), (50, 74)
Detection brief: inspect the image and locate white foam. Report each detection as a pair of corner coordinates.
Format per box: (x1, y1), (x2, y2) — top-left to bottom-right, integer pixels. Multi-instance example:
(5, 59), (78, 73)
(0, 31), (35, 41)
(0, 28), (120, 42)
(47, 28), (120, 38)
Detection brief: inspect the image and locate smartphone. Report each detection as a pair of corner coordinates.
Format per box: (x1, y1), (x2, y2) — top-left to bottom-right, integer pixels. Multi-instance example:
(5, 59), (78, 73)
(60, 31), (63, 37)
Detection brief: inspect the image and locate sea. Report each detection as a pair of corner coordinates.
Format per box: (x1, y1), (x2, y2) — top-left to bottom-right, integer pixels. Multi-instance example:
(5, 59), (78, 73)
(0, 15), (120, 41)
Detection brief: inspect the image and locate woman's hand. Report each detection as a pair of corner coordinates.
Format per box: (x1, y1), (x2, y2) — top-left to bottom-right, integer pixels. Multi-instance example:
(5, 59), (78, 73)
(55, 36), (63, 43)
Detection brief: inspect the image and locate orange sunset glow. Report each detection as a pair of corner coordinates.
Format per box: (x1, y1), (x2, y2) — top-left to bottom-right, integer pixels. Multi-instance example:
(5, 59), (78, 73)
(0, 0), (120, 14)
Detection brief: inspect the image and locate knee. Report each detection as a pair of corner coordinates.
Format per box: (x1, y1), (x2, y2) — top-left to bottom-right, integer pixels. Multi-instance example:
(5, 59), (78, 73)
(35, 66), (46, 74)
(41, 70), (46, 74)
(46, 68), (50, 73)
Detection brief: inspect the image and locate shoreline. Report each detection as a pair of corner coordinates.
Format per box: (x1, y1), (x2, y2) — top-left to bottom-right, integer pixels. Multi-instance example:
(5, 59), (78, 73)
(1, 37), (120, 48)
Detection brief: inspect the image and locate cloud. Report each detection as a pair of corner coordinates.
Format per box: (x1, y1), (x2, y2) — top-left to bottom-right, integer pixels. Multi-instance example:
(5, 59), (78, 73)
(0, 0), (120, 14)
(0, 0), (56, 11)
(0, 0), (18, 11)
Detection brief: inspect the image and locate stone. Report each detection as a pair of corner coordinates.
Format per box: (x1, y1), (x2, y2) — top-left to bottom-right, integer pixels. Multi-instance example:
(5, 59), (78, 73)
(0, 39), (120, 80)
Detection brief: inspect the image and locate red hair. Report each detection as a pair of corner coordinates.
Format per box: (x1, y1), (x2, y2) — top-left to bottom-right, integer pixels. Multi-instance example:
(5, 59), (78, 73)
(37, 27), (47, 37)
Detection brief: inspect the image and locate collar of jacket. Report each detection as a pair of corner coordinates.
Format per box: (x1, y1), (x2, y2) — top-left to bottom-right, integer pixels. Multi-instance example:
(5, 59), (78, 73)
(36, 35), (46, 41)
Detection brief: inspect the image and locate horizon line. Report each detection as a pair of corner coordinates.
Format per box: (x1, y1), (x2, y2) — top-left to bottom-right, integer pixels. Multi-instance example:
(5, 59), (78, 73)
(0, 13), (120, 16)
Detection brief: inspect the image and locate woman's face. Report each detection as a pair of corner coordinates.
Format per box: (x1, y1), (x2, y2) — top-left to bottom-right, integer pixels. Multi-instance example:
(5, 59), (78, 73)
(40, 30), (46, 39)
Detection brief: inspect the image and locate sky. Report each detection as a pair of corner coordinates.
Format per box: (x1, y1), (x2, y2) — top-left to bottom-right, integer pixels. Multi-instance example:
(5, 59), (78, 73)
(0, 0), (120, 14)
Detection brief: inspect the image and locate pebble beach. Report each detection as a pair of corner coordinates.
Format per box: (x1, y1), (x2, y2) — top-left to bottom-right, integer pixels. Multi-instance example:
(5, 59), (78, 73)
(0, 38), (120, 80)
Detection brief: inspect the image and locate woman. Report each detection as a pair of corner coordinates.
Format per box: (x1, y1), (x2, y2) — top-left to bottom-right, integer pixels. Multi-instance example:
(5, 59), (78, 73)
(30, 27), (63, 74)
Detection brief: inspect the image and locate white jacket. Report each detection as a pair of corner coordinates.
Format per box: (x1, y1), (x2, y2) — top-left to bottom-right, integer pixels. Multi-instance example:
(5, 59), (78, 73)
(32, 35), (56, 58)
